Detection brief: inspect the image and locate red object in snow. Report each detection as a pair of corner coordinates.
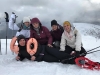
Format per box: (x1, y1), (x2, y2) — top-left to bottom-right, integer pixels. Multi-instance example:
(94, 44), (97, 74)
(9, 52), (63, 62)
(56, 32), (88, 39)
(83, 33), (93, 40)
(75, 57), (100, 70)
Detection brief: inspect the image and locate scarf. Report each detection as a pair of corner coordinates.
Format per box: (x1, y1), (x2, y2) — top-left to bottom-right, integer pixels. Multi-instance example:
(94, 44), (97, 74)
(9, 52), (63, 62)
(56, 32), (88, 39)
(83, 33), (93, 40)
(33, 26), (40, 35)
(64, 30), (73, 40)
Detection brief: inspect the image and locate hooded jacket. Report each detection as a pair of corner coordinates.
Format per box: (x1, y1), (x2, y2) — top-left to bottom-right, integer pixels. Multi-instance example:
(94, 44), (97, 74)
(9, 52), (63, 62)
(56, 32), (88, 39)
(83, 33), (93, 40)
(30, 18), (52, 45)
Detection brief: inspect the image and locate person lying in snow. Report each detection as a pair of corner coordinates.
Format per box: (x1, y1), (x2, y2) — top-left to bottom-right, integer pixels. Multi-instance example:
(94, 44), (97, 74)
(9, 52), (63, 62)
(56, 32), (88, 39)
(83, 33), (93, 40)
(60, 21), (87, 57)
(10, 34), (84, 64)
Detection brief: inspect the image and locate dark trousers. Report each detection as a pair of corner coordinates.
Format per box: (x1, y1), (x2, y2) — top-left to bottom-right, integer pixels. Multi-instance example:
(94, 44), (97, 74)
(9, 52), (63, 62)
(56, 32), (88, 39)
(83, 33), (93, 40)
(42, 46), (75, 64)
(65, 45), (87, 56)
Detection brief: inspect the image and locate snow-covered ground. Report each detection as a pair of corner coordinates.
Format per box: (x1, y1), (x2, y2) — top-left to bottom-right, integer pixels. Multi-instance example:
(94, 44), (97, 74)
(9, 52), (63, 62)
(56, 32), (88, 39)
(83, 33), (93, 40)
(0, 23), (100, 75)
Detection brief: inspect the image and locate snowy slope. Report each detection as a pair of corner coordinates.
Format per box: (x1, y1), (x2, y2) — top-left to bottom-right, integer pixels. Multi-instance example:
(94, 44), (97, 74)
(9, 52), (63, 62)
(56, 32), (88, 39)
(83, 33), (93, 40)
(0, 23), (100, 75)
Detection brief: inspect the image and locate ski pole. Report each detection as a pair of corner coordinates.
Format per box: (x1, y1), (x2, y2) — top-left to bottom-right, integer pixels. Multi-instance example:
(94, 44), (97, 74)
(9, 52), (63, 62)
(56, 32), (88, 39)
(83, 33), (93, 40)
(87, 50), (100, 54)
(12, 12), (15, 55)
(4, 12), (9, 55)
(61, 46), (100, 63)
(61, 49), (100, 63)
(87, 46), (100, 53)
(0, 38), (1, 55)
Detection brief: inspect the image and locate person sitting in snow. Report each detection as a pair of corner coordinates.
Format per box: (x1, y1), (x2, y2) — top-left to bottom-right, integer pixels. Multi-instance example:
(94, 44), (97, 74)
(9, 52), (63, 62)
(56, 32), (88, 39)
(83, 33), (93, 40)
(50, 20), (63, 49)
(11, 34), (82, 64)
(9, 13), (31, 42)
(30, 17), (53, 47)
(60, 21), (87, 57)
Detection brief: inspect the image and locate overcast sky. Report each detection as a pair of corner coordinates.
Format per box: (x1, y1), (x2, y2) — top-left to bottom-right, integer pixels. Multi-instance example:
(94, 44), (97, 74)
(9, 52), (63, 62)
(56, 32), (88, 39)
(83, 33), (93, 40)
(0, 0), (100, 25)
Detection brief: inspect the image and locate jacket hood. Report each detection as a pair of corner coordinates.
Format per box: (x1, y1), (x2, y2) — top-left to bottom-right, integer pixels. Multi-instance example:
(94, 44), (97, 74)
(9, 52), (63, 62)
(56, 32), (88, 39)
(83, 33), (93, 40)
(31, 17), (41, 24)
(30, 17), (42, 30)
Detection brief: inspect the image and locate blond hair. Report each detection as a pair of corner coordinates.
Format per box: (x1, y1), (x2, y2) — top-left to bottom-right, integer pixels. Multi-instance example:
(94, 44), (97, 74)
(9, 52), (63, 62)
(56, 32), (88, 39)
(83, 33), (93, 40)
(63, 21), (71, 27)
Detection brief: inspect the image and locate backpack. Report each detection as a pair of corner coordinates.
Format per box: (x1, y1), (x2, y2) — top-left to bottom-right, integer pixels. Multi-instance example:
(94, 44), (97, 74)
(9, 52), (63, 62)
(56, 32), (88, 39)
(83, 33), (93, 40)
(74, 29), (83, 46)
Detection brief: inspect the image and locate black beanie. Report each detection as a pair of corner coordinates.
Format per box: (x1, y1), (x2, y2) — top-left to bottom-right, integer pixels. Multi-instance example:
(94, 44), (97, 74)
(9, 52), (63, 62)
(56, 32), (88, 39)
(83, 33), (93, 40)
(51, 20), (58, 26)
(17, 35), (26, 43)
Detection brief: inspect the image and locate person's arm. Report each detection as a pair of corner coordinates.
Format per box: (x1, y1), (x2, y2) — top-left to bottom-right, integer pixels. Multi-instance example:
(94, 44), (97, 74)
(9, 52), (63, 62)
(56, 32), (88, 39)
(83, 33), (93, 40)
(43, 26), (53, 45)
(17, 53), (25, 61)
(75, 29), (82, 51)
(9, 14), (19, 30)
(60, 33), (66, 51)
(30, 29), (34, 38)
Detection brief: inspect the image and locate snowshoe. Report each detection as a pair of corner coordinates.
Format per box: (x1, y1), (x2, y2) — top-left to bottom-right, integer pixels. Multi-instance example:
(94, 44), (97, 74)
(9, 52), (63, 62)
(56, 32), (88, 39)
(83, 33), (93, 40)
(75, 57), (100, 70)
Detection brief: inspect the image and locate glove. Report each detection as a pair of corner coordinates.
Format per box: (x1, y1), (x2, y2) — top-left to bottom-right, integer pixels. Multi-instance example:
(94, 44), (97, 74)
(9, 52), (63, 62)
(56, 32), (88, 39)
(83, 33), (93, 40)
(75, 51), (80, 57)
(70, 51), (76, 56)
(11, 14), (16, 23)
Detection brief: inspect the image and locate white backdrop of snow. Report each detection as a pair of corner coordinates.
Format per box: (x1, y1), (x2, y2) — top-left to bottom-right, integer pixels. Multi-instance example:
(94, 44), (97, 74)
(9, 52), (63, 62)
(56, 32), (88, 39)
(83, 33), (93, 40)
(0, 23), (100, 75)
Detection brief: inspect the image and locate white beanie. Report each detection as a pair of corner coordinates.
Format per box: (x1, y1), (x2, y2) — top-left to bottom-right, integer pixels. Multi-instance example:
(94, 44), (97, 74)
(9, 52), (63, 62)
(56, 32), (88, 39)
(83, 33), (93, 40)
(23, 17), (30, 23)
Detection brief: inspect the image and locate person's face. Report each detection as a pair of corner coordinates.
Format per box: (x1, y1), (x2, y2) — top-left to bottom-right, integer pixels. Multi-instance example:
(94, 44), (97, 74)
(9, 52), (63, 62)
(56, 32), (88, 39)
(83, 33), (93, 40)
(32, 23), (39, 28)
(24, 22), (30, 27)
(19, 39), (26, 46)
(64, 24), (71, 33)
(52, 25), (58, 31)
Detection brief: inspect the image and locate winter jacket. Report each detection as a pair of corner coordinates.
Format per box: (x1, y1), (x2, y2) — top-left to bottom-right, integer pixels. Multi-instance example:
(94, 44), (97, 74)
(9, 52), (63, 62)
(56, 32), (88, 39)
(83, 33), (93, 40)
(18, 45), (31, 60)
(50, 26), (63, 42)
(9, 14), (30, 38)
(60, 28), (82, 52)
(30, 18), (52, 45)
(18, 44), (45, 61)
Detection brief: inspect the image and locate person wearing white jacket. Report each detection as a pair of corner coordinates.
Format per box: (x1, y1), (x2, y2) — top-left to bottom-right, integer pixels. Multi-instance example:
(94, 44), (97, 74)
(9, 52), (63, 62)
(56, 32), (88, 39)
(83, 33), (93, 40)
(9, 13), (31, 42)
(60, 21), (86, 57)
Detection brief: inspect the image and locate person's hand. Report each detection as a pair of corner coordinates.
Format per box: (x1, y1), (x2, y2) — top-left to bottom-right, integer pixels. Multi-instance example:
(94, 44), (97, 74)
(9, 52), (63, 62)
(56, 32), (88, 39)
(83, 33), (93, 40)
(12, 18), (15, 23)
(16, 56), (20, 61)
(47, 44), (53, 47)
(70, 51), (76, 55)
(31, 56), (36, 61)
(15, 51), (19, 54)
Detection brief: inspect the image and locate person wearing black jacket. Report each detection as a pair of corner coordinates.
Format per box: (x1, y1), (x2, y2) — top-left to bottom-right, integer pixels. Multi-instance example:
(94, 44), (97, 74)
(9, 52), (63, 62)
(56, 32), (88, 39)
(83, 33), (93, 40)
(15, 35), (84, 64)
(50, 20), (64, 48)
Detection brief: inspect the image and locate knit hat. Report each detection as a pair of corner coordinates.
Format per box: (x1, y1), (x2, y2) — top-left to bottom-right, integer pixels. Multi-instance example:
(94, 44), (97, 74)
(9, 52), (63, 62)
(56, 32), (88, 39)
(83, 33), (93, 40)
(51, 20), (58, 26)
(63, 21), (71, 27)
(17, 35), (26, 43)
(31, 17), (40, 24)
(23, 17), (30, 23)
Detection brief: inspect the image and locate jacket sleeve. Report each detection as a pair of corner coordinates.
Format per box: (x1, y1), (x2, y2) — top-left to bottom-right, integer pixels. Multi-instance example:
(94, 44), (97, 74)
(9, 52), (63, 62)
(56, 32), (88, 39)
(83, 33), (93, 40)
(50, 31), (55, 42)
(30, 30), (34, 38)
(75, 29), (82, 51)
(60, 33), (66, 51)
(44, 26), (53, 45)
(8, 14), (19, 30)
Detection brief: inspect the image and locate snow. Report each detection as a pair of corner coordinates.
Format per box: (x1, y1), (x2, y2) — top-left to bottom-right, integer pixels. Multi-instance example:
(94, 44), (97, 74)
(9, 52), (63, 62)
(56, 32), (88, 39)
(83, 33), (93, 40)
(0, 23), (100, 75)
